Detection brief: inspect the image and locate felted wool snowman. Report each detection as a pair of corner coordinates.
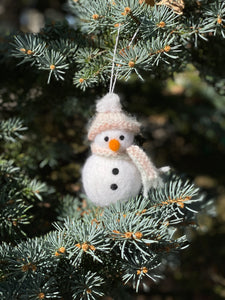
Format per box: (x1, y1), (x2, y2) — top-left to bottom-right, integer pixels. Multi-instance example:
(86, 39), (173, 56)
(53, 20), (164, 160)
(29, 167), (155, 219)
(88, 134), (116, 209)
(82, 93), (162, 207)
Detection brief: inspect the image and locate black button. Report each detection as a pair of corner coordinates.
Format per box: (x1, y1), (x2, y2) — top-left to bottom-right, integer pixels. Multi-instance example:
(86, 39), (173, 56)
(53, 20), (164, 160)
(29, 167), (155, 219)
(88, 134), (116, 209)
(110, 184), (118, 190)
(112, 168), (119, 175)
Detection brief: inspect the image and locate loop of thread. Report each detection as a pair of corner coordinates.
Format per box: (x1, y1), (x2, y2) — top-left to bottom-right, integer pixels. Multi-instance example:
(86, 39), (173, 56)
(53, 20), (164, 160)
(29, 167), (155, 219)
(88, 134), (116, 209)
(109, 24), (121, 93)
(111, 26), (140, 93)
(109, 25), (141, 93)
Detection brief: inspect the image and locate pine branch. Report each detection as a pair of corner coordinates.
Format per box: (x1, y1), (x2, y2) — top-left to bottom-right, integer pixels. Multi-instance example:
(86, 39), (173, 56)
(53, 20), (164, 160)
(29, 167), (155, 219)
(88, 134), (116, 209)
(0, 118), (27, 143)
(0, 156), (48, 239)
(6, 0), (225, 91)
(0, 174), (207, 298)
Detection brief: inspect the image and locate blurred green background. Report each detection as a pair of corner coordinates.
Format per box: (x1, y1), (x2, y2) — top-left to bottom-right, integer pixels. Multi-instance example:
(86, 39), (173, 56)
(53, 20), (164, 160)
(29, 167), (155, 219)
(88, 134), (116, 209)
(0, 0), (225, 299)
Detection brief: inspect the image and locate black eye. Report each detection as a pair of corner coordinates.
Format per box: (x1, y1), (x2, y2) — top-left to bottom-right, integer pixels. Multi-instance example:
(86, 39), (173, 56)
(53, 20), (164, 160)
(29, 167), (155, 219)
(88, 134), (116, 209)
(119, 135), (125, 140)
(104, 136), (109, 142)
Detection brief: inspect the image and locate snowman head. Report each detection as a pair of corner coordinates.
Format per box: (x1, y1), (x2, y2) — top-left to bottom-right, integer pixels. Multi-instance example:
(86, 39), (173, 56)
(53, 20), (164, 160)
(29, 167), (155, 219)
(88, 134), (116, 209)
(88, 93), (141, 144)
(94, 129), (134, 152)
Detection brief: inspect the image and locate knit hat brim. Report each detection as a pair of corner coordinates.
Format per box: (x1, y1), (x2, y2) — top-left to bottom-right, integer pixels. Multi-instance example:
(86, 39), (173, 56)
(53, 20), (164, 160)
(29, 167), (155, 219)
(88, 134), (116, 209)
(87, 93), (141, 141)
(88, 112), (141, 141)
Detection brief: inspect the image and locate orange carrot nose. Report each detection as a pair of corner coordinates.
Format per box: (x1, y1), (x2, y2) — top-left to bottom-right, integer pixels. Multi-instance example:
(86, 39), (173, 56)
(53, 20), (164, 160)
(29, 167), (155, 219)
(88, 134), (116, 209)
(109, 139), (120, 152)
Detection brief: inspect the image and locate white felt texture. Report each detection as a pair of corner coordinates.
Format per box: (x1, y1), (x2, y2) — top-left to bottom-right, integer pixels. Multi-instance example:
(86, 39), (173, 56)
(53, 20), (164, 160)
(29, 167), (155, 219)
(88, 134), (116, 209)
(94, 130), (134, 152)
(82, 154), (142, 207)
(96, 93), (122, 113)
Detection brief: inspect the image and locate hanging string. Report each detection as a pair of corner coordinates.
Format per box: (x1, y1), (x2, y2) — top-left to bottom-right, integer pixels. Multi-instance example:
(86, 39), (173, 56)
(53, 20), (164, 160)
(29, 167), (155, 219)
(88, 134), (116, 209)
(129, 26), (140, 47)
(109, 24), (121, 93)
(111, 26), (140, 93)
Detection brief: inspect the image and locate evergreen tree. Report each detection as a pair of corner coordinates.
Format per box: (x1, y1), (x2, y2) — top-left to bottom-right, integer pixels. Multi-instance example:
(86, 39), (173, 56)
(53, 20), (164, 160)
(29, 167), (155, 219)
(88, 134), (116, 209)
(0, 0), (223, 299)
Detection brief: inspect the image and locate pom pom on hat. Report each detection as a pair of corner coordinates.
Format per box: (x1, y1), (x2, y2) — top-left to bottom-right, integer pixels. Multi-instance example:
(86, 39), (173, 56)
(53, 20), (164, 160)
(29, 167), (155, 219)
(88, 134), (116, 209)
(88, 93), (141, 141)
(96, 93), (122, 113)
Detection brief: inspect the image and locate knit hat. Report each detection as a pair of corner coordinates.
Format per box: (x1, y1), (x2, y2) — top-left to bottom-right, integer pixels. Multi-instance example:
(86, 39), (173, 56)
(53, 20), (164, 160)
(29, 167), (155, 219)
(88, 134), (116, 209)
(88, 93), (141, 141)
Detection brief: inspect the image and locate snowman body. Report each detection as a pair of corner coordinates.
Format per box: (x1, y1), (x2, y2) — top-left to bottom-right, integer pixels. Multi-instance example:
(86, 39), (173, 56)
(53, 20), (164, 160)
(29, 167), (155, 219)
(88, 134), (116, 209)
(82, 154), (142, 207)
(82, 93), (162, 207)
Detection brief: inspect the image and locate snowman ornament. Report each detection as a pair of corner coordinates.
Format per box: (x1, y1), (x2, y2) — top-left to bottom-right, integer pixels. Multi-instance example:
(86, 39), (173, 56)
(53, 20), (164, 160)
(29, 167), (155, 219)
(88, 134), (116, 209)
(82, 93), (163, 207)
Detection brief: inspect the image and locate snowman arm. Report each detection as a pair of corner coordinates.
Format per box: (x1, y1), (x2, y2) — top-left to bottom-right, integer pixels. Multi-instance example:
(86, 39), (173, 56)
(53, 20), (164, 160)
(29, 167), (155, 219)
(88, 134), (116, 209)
(126, 145), (162, 197)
